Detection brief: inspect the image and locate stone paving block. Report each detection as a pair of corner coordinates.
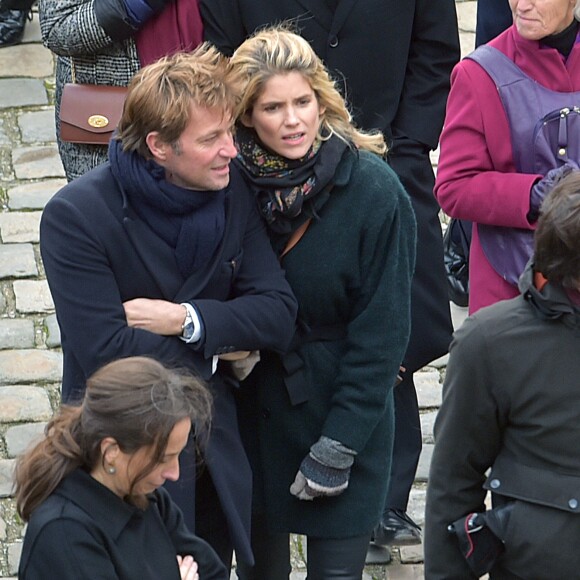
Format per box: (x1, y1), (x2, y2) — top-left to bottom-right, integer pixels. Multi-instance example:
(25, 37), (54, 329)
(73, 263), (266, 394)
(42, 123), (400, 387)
(0, 319), (35, 350)
(0, 350), (62, 385)
(0, 385), (52, 420)
(18, 109), (57, 144)
(45, 313), (61, 348)
(0, 243), (37, 279)
(0, 516), (5, 541)
(420, 410), (438, 444)
(415, 444), (434, 482)
(408, 487), (427, 527)
(450, 302), (469, 331)
(13, 280), (54, 313)
(429, 146), (440, 167)
(0, 212), (42, 243)
(287, 573), (369, 580)
(0, 459), (16, 497)
(429, 353), (449, 369)
(0, 118), (10, 146)
(400, 544), (424, 565)
(383, 564), (424, 579)
(7, 178), (66, 210)
(460, 30), (475, 59)
(12, 145), (65, 179)
(5, 422), (47, 457)
(456, 0), (477, 33)
(0, 44), (54, 79)
(7, 541), (22, 576)
(22, 13), (42, 43)
(0, 79), (47, 109)
(415, 371), (442, 409)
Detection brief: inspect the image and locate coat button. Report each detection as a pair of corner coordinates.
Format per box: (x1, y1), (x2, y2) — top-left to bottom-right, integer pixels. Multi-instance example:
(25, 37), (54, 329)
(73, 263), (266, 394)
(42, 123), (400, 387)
(490, 478), (501, 489)
(569, 499), (578, 509)
(261, 407), (271, 419)
(329, 35), (338, 47)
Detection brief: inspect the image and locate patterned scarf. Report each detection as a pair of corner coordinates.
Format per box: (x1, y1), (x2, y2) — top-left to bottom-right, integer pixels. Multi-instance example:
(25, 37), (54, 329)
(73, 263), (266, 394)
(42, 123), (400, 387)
(235, 125), (348, 241)
(108, 138), (225, 279)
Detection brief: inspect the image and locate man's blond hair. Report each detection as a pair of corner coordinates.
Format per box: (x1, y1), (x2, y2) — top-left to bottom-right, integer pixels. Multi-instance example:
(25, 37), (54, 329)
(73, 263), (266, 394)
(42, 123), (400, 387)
(117, 44), (240, 158)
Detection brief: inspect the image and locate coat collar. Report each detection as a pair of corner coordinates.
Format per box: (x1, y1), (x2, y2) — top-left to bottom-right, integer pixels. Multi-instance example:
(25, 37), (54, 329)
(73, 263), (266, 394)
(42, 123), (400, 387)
(55, 469), (157, 540)
(519, 261), (580, 332)
(505, 24), (580, 90)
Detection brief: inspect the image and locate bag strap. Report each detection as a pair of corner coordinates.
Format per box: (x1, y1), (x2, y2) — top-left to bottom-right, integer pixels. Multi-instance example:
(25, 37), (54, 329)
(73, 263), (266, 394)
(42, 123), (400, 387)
(70, 58), (77, 84)
(280, 218), (312, 259)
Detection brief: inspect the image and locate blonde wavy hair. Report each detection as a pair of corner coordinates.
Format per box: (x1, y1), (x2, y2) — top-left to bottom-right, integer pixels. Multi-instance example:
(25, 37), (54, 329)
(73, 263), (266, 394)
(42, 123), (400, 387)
(230, 27), (387, 156)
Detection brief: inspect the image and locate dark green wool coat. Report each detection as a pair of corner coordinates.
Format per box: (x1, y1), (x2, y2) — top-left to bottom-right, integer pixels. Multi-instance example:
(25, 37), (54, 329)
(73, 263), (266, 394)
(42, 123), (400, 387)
(237, 149), (417, 538)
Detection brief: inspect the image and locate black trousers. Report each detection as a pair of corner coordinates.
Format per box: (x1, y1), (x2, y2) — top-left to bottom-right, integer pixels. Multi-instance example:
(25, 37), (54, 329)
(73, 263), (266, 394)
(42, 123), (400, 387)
(236, 514), (370, 580)
(384, 139), (452, 515)
(194, 467), (234, 570)
(163, 444), (233, 570)
(384, 372), (422, 511)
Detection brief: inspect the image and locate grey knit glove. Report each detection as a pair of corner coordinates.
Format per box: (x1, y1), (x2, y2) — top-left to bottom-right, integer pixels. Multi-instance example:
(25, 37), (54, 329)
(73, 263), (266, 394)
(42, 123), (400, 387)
(528, 162), (578, 222)
(290, 436), (357, 501)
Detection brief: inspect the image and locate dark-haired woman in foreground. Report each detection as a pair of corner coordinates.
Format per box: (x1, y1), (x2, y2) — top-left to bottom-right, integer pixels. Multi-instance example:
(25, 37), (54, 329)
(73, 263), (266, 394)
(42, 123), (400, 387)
(15, 356), (228, 580)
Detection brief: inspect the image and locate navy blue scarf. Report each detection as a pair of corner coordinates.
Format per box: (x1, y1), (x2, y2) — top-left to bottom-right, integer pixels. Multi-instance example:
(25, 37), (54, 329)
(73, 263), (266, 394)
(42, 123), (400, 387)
(109, 138), (225, 279)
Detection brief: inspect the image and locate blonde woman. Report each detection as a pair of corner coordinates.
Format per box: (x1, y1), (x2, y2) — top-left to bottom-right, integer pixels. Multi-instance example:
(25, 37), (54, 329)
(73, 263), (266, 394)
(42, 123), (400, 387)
(230, 28), (416, 580)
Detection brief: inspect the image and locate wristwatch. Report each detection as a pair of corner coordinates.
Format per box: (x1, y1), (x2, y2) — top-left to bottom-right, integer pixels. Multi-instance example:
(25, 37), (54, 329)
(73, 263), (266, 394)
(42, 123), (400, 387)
(181, 306), (195, 341)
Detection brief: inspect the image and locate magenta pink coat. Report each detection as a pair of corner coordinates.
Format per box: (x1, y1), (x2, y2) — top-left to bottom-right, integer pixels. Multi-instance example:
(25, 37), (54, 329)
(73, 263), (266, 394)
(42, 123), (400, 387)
(435, 24), (580, 313)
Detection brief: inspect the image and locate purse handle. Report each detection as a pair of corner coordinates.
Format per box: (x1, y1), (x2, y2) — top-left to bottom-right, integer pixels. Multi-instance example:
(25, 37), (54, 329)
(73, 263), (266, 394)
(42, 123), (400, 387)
(70, 58), (77, 84)
(280, 218), (312, 259)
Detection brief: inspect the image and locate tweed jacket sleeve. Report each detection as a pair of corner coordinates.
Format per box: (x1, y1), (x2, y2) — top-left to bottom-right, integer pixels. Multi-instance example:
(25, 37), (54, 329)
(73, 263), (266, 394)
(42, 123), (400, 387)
(39, 0), (122, 55)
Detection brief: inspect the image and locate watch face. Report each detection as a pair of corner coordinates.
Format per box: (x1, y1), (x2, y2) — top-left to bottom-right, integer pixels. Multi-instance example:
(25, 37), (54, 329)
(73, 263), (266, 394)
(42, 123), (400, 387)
(182, 321), (195, 340)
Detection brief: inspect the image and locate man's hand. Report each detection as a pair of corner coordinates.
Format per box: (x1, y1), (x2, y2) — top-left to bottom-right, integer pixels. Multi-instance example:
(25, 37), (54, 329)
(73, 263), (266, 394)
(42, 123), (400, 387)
(177, 555), (199, 580)
(219, 350), (261, 380)
(123, 298), (185, 336)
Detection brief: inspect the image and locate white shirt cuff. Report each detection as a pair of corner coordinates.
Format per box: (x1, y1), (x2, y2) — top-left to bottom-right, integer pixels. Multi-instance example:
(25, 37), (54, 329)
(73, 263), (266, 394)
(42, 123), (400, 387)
(179, 302), (202, 344)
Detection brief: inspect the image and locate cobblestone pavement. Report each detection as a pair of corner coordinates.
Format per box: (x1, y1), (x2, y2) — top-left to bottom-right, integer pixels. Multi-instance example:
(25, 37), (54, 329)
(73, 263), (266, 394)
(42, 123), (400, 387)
(0, 2), (475, 578)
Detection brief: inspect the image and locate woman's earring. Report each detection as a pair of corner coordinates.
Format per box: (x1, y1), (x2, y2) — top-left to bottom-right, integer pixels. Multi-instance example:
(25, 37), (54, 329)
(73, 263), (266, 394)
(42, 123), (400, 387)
(107, 465), (116, 475)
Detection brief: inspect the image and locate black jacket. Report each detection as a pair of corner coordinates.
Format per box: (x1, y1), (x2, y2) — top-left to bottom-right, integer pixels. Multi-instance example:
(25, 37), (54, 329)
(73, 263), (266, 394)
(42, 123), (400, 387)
(425, 264), (580, 579)
(19, 469), (228, 580)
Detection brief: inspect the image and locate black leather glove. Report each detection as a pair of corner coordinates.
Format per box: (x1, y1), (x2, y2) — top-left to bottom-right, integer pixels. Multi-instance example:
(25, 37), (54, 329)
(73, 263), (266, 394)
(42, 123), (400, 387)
(289, 436), (356, 501)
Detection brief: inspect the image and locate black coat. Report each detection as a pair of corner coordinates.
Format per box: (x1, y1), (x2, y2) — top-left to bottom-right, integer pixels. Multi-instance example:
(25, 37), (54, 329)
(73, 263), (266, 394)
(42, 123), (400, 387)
(19, 469), (228, 580)
(39, 163), (298, 564)
(238, 150), (416, 537)
(201, 0), (459, 369)
(425, 266), (580, 579)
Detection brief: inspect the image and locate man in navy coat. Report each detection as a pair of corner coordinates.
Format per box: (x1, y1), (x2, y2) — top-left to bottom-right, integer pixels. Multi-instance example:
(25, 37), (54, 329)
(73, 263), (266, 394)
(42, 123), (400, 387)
(39, 47), (298, 571)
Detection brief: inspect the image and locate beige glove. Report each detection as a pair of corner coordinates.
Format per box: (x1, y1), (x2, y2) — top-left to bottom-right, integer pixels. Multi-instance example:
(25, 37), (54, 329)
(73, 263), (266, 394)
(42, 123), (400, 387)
(218, 350), (261, 380)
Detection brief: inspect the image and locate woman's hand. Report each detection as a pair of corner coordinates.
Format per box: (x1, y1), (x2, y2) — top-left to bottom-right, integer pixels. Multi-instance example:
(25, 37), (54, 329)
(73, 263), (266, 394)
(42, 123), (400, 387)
(177, 555), (199, 580)
(123, 298), (185, 335)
